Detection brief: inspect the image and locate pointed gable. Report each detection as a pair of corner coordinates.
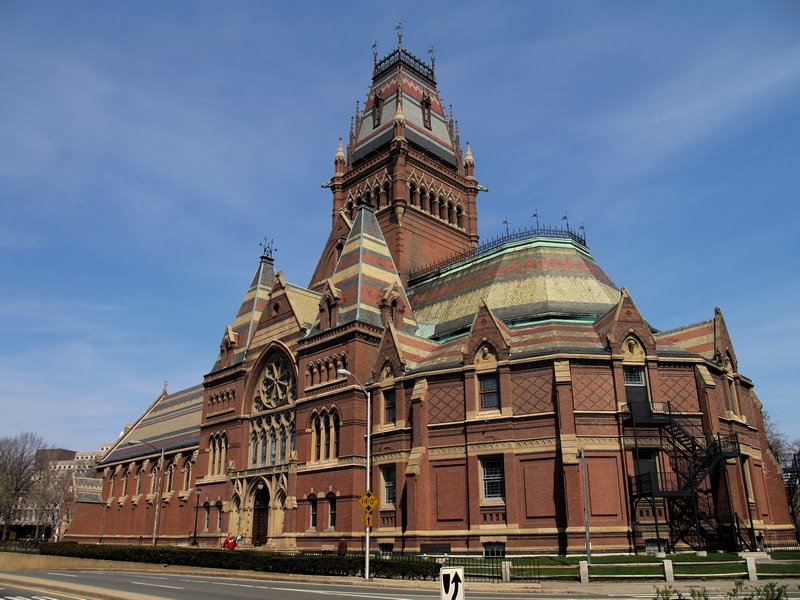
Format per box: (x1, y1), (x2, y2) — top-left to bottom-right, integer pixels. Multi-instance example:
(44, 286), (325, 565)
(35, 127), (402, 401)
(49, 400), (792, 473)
(713, 307), (738, 372)
(595, 287), (656, 355)
(463, 300), (512, 364)
(211, 253), (276, 372)
(325, 204), (417, 331)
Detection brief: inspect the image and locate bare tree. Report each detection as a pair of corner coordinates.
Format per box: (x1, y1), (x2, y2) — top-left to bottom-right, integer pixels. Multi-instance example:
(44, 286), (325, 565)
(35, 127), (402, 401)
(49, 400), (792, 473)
(28, 468), (70, 539)
(0, 433), (47, 541)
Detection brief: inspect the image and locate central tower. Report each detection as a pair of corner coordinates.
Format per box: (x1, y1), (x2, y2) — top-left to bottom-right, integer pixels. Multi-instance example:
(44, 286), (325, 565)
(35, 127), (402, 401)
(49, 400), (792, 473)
(310, 42), (481, 290)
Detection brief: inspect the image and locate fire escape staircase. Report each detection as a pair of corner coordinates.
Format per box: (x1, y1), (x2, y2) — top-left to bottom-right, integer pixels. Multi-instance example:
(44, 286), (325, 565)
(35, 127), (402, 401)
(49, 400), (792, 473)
(627, 401), (740, 551)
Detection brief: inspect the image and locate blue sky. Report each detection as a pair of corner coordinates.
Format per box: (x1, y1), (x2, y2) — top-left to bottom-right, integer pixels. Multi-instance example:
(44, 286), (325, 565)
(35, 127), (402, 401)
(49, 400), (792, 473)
(1, 2), (798, 451)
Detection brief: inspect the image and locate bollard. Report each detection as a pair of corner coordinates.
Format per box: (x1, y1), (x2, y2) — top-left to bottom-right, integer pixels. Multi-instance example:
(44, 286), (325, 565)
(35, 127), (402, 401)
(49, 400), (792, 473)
(746, 556), (758, 581)
(663, 559), (674, 582)
(501, 560), (512, 582)
(579, 560), (589, 584)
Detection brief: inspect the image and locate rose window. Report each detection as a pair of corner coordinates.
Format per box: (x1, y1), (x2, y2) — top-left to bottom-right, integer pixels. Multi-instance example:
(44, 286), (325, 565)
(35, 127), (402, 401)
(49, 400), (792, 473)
(254, 353), (296, 411)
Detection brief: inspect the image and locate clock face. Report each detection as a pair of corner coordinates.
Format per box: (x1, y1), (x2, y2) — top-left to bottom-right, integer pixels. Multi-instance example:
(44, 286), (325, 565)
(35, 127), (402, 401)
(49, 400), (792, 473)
(254, 353), (295, 412)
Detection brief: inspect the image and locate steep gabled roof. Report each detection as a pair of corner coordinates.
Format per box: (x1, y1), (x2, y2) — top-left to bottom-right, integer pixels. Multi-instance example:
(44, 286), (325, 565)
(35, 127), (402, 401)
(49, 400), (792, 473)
(325, 204), (417, 331)
(655, 319), (715, 358)
(211, 254), (276, 371)
(99, 384), (203, 465)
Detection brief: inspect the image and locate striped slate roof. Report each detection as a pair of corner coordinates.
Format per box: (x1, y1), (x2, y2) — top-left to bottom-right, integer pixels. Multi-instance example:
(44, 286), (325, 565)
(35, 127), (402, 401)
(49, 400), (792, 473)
(408, 235), (619, 339)
(655, 320), (715, 359)
(324, 205), (417, 331)
(100, 384), (203, 465)
(210, 255), (276, 372)
(73, 476), (103, 503)
(354, 47), (457, 166)
(509, 321), (606, 357)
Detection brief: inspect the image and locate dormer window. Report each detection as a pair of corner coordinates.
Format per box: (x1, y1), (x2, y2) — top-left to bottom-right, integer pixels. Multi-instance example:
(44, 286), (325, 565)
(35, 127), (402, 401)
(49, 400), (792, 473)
(421, 91), (432, 129)
(373, 92), (383, 128)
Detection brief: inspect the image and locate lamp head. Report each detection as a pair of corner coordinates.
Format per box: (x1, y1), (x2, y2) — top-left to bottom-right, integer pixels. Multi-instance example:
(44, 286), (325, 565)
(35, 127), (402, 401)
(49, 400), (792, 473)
(337, 368), (353, 377)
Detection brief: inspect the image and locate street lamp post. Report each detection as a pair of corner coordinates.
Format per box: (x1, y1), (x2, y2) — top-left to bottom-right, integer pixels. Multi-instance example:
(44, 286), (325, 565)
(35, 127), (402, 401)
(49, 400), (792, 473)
(127, 439), (165, 547)
(337, 368), (371, 581)
(192, 487), (201, 546)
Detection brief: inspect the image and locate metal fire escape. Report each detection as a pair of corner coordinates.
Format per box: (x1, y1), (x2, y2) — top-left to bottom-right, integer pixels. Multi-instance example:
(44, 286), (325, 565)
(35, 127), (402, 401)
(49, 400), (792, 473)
(626, 400), (741, 552)
(780, 451), (800, 542)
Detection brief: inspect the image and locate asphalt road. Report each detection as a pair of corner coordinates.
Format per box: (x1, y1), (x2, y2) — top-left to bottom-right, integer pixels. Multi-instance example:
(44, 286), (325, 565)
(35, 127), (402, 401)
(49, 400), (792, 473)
(2, 570), (531, 600)
(2, 570), (799, 600)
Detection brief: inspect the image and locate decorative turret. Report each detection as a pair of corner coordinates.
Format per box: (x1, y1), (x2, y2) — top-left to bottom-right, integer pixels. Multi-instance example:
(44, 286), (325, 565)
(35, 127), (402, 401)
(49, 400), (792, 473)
(334, 138), (345, 175)
(312, 36), (482, 288)
(464, 143), (475, 179)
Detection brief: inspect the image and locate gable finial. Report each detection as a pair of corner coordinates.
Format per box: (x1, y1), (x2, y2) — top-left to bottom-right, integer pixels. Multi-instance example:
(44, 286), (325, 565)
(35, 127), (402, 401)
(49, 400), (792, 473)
(395, 22), (403, 49)
(578, 222), (587, 243)
(260, 236), (276, 260)
(372, 40), (378, 65)
(561, 212), (570, 231)
(428, 45), (436, 71)
(502, 216), (510, 236)
(532, 210), (540, 229)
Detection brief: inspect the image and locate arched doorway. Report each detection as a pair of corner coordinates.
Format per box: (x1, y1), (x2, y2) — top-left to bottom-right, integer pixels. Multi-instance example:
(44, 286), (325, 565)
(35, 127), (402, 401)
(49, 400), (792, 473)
(252, 482), (269, 547)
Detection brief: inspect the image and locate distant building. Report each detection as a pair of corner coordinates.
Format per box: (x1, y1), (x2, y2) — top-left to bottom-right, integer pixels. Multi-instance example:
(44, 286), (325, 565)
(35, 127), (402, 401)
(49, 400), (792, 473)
(3, 447), (100, 541)
(63, 41), (794, 554)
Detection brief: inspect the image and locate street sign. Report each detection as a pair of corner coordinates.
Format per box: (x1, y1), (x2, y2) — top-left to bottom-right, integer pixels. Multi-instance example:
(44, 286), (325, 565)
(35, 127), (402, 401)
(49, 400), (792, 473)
(359, 490), (378, 512)
(364, 512), (373, 528)
(440, 567), (464, 600)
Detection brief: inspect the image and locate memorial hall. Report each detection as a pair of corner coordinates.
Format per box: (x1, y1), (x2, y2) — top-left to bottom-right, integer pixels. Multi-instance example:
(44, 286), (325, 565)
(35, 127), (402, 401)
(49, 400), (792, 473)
(63, 40), (793, 555)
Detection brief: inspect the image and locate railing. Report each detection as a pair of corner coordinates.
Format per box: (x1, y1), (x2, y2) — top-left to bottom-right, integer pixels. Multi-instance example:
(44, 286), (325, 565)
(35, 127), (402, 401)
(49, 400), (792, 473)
(409, 225), (587, 282)
(374, 48), (434, 80)
(630, 471), (681, 496)
(0, 538), (43, 553)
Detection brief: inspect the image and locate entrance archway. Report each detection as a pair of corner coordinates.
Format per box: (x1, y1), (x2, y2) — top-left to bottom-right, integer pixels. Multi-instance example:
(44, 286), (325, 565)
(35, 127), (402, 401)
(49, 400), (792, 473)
(252, 483), (269, 547)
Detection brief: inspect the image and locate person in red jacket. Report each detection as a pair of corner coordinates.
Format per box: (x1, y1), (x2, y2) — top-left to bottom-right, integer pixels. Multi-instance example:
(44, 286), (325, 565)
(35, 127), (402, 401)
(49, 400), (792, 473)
(222, 533), (237, 550)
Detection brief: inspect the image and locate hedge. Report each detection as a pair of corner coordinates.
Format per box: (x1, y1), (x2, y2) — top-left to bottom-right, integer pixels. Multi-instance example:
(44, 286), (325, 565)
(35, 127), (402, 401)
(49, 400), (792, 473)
(39, 543), (439, 580)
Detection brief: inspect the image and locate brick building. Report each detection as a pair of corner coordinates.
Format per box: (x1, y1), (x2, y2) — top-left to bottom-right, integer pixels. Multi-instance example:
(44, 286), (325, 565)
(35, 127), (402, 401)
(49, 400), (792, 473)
(63, 42), (794, 555)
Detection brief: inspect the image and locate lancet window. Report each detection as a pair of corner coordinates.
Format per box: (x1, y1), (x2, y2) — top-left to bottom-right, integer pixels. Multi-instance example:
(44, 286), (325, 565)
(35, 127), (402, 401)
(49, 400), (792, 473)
(310, 409), (341, 463)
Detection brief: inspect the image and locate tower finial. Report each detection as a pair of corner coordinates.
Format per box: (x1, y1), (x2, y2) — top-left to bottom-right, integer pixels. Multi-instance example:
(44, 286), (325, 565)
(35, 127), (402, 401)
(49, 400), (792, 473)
(372, 40), (378, 65)
(395, 22), (403, 48)
(335, 137), (345, 163)
(260, 237), (276, 260)
(428, 45), (435, 71)
(464, 142), (474, 166)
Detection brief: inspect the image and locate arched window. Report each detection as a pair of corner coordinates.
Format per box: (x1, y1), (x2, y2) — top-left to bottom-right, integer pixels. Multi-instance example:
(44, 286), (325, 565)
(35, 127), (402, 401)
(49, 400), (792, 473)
(314, 416), (322, 461)
(251, 432), (259, 467)
(183, 457), (192, 491)
(150, 464), (159, 495)
(308, 495), (317, 529)
(165, 461), (175, 493)
(290, 423), (296, 453)
(323, 414), (331, 460)
(260, 430), (268, 466)
(135, 466), (144, 496)
(280, 428), (287, 465)
(327, 493), (337, 529)
(203, 502), (210, 531)
(332, 412), (340, 458)
(270, 430), (277, 465)
(216, 501), (223, 531)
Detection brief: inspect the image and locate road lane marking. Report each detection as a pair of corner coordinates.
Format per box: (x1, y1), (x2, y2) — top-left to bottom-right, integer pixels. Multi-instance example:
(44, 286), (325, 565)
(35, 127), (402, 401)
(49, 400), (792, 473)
(131, 581), (183, 590)
(45, 573), (78, 578)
